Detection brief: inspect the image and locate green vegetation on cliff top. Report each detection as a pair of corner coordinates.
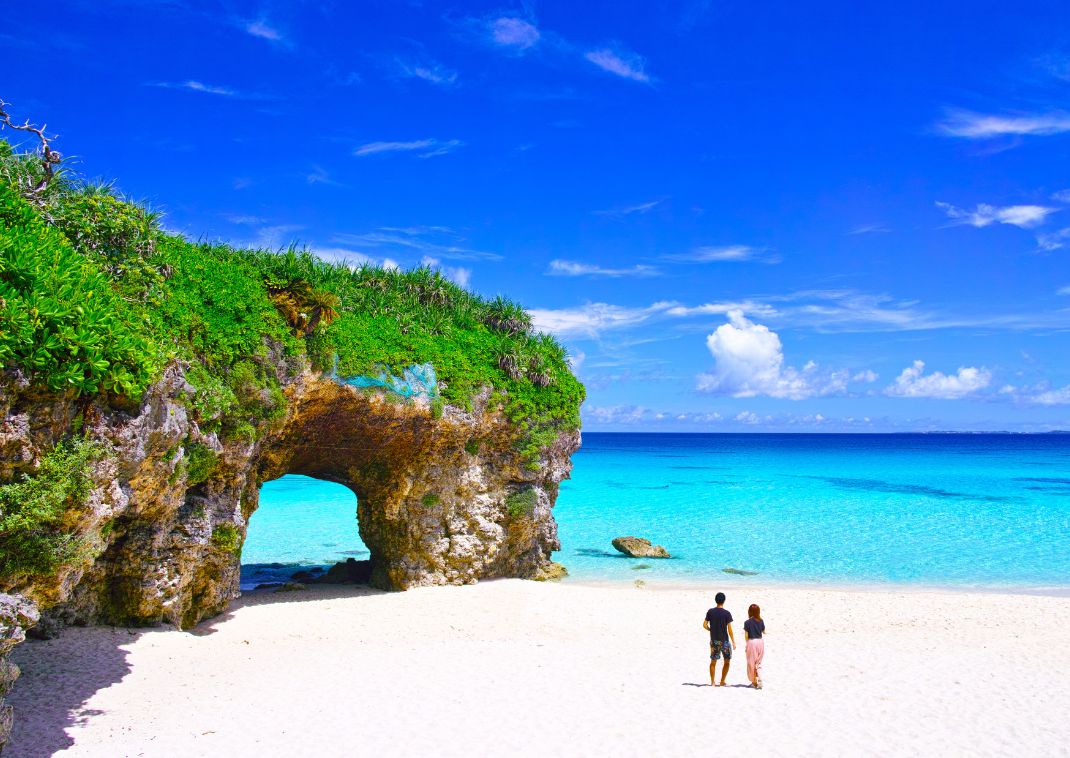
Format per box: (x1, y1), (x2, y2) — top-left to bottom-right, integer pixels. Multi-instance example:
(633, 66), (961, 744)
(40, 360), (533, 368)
(0, 139), (584, 460)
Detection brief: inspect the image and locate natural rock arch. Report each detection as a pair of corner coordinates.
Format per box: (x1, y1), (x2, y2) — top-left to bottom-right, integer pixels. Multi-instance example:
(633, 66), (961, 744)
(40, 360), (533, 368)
(16, 368), (578, 633)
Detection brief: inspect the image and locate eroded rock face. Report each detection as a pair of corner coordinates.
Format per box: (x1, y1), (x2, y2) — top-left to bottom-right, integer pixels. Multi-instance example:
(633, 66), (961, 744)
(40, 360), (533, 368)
(0, 362), (579, 748)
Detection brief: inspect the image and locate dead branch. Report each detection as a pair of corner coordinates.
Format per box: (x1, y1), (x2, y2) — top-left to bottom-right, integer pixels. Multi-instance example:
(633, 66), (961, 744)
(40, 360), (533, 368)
(0, 98), (62, 194)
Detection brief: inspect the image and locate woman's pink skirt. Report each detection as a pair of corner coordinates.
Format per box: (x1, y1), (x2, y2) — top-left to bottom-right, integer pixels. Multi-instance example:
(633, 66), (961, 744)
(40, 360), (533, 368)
(746, 638), (765, 682)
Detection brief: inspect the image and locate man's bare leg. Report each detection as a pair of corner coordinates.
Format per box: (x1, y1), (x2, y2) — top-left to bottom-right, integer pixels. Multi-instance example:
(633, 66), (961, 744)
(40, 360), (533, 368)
(720, 659), (730, 686)
(709, 660), (717, 685)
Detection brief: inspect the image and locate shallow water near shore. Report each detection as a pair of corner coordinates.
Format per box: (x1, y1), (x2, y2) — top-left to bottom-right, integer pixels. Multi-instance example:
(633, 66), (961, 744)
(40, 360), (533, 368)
(242, 433), (1070, 590)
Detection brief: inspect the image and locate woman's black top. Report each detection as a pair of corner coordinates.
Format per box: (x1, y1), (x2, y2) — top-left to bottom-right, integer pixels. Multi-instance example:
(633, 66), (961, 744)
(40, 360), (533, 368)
(743, 618), (765, 639)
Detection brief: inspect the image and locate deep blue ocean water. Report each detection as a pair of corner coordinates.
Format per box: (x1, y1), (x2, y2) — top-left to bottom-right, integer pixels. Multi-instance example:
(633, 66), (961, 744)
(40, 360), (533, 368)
(242, 433), (1070, 590)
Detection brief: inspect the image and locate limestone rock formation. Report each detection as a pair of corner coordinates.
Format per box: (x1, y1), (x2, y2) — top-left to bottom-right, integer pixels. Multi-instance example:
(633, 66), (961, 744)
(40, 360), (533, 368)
(0, 361), (580, 748)
(611, 536), (670, 559)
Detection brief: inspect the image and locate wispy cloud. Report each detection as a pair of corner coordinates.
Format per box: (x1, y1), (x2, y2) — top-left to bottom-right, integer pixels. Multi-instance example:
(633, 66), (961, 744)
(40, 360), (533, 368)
(1052, 189), (1070, 204)
(353, 139), (462, 158)
(488, 17), (540, 51)
(306, 165), (341, 186)
(396, 58), (458, 86)
(420, 256), (471, 288)
(547, 260), (661, 278)
(663, 245), (779, 264)
(935, 108), (1070, 138)
(530, 301), (677, 338)
(244, 18), (287, 45)
(1037, 228), (1070, 251)
(534, 288), (1070, 339)
(150, 80), (259, 98)
(1058, 285), (1070, 296)
(331, 226), (500, 262)
(885, 360), (991, 399)
(585, 47), (651, 83)
(847, 223), (891, 235)
(936, 201), (1056, 229)
(594, 199), (662, 216)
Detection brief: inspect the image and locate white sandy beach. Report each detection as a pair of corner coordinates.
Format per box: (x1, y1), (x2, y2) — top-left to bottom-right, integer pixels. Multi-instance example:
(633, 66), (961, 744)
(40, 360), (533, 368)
(8, 580), (1070, 757)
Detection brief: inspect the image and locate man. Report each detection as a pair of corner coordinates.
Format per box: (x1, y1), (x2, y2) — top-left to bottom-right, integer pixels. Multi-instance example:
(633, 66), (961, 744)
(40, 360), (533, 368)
(703, 592), (736, 687)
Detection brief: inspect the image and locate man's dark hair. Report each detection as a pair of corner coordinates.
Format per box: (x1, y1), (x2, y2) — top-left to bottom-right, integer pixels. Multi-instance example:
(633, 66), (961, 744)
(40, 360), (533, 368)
(715, 592), (726, 605)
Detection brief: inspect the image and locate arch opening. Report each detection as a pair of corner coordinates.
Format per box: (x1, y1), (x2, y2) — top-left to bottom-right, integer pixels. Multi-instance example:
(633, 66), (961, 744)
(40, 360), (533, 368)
(241, 474), (370, 590)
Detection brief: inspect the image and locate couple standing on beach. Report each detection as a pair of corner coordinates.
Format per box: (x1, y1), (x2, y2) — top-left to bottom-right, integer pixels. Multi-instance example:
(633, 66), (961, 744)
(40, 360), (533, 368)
(703, 592), (766, 689)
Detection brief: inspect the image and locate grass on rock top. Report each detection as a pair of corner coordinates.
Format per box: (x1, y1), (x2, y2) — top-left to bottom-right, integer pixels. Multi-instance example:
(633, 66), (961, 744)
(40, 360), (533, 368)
(0, 140), (584, 460)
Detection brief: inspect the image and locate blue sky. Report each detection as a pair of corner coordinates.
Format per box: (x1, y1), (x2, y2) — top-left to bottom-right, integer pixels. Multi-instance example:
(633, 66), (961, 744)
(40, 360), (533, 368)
(4, 1), (1070, 431)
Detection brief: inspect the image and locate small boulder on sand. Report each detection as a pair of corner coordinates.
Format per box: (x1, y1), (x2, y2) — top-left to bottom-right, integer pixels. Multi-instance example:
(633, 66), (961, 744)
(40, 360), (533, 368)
(611, 536), (670, 559)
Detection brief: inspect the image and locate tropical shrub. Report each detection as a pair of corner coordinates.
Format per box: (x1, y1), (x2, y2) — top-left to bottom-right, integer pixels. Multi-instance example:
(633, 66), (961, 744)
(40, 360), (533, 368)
(0, 182), (158, 396)
(0, 437), (103, 579)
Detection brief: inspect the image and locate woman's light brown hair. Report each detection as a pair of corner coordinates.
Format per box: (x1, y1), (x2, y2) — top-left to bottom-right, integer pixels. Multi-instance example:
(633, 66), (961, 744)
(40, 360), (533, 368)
(748, 604), (761, 620)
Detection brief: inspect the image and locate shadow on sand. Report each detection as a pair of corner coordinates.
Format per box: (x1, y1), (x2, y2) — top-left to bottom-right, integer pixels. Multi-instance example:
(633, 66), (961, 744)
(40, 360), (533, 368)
(5, 584), (384, 756)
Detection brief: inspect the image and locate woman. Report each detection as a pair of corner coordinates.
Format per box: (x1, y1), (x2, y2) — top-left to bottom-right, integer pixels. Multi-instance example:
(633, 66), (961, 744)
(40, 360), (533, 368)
(743, 603), (766, 689)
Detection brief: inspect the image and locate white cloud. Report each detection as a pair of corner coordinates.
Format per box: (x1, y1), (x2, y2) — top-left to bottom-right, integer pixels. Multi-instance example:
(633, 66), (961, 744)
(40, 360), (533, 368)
(1037, 228), (1070, 251)
(594, 199), (661, 216)
(306, 165), (339, 186)
(152, 80), (239, 97)
(664, 245), (779, 264)
(852, 370), (879, 383)
(245, 19), (284, 43)
(734, 411), (762, 425)
(695, 311), (849, 399)
(847, 224), (890, 235)
(935, 109), (1070, 138)
(353, 139), (462, 158)
(489, 17), (540, 50)
(420, 256), (471, 288)
(885, 360), (991, 399)
(1030, 386), (1070, 405)
(1058, 285), (1070, 296)
(1052, 190), (1070, 204)
(224, 214), (266, 225)
(585, 47), (651, 83)
(397, 59), (458, 86)
(530, 301), (677, 338)
(937, 201), (1056, 229)
(583, 405), (648, 424)
(332, 227), (499, 261)
(665, 301), (779, 319)
(547, 260), (660, 278)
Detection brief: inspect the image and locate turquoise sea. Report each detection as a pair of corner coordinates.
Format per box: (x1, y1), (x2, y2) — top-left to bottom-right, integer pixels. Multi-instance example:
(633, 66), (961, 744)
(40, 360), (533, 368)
(242, 433), (1070, 591)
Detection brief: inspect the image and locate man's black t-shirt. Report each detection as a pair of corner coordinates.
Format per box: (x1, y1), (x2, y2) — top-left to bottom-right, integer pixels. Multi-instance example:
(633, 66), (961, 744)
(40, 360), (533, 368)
(705, 607), (733, 642)
(743, 618), (765, 639)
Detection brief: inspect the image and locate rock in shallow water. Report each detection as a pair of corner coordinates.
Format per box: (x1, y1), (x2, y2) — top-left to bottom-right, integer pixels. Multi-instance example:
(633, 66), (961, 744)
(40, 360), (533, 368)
(722, 567), (759, 576)
(611, 536), (670, 559)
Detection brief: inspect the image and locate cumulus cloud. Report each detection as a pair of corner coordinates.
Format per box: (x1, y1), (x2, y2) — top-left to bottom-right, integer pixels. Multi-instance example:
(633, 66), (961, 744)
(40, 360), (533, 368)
(585, 47), (651, 82)
(936, 201), (1056, 229)
(1030, 386), (1070, 405)
(547, 260), (660, 278)
(852, 370), (879, 383)
(695, 311), (851, 399)
(935, 109), (1070, 138)
(354, 139), (462, 158)
(885, 360), (991, 399)
(663, 245), (779, 264)
(489, 17), (540, 50)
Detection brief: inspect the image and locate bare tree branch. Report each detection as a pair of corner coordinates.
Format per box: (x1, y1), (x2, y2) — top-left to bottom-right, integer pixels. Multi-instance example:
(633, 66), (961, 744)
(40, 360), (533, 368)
(0, 98), (62, 194)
